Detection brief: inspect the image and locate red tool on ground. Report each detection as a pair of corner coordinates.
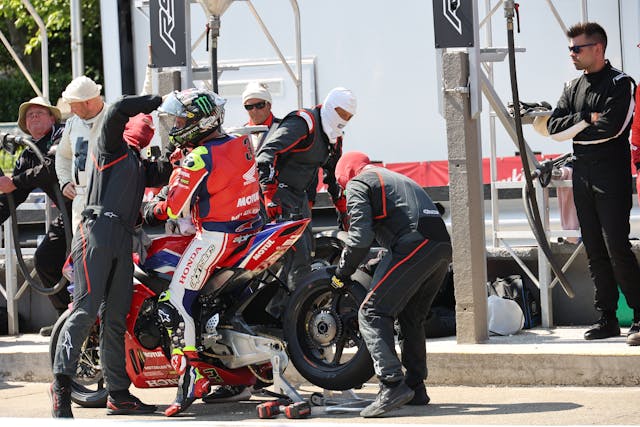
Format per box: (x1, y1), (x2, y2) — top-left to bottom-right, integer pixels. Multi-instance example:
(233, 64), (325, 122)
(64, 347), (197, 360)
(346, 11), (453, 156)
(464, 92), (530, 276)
(256, 400), (311, 419)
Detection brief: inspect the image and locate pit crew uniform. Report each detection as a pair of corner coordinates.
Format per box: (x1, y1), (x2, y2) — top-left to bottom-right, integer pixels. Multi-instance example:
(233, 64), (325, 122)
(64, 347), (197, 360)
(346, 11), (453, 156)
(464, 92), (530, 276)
(547, 61), (640, 320)
(52, 95), (171, 394)
(334, 158), (451, 394)
(256, 107), (345, 284)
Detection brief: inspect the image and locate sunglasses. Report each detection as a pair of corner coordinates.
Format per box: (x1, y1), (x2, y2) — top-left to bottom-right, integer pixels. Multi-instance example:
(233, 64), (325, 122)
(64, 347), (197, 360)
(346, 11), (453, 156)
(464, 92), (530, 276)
(568, 42), (597, 54)
(244, 101), (267, 111)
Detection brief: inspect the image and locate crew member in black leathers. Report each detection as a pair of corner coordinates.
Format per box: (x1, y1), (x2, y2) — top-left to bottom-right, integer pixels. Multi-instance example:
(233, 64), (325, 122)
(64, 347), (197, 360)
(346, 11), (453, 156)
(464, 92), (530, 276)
(0, 97), (72, 335)
(547, 22), (640, 343)
(50, 95), (171, 418)
(331, 151), (452, 418)
(256, 87), (356, 286)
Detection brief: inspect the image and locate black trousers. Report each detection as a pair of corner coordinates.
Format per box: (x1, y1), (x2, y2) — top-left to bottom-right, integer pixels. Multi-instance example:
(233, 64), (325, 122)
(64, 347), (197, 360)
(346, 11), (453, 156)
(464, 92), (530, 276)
(34, 218), (70, 314)
(359, 236), (452, 386)
(573, 153), (640, 315)
(53, 216), (134, 392)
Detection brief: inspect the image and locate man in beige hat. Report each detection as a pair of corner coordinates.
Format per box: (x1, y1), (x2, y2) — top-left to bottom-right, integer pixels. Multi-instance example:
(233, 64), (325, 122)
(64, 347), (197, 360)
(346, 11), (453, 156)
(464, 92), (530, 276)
(56, 75), (109, 231)
(0, 96), (72, 335)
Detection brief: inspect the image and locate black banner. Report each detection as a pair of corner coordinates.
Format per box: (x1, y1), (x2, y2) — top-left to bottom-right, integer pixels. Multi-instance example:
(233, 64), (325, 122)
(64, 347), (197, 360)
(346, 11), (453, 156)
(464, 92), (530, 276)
(433, 0), (474, 48)
(150, 0), (187, 67)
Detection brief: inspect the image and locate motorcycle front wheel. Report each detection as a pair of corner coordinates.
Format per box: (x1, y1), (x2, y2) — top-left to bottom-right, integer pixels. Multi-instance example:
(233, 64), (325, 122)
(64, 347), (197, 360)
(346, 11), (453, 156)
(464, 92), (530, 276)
(284, 273), (374, 390)
(49, 309), (108, 408)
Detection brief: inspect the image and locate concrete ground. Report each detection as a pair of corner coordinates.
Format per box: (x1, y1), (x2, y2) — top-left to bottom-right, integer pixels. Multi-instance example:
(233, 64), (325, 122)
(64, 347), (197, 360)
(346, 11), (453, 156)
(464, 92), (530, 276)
(2, 326), (640, 425)
(1, 381), (639, 424)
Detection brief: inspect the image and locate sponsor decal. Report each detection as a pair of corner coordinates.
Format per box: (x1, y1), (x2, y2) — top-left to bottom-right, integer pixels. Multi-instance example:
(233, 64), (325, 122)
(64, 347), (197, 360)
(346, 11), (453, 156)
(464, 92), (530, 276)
(252, 239), (275, 260)
(242, 164), (258, 185)
(158, 0), (177, 54)
(189, 245), (215, 290)
(61, 330), (73, 360)
(236, 192), (260, 208)
(201, 367), (223, 384)
(145, 378), (180, 387)
(178, 246), (202, 287)
(443, 0), (463, 35)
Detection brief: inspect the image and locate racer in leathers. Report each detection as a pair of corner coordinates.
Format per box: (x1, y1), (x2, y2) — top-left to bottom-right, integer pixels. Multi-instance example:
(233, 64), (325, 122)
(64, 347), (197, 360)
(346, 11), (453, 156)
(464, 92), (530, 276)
(51, 95), (171, 418)
(0, 97), (72, 329)
(255, 87), (356, 288)
(55, 75), (108, 231)
(146, 88), (263, 417)
(331, 151), (452, 418)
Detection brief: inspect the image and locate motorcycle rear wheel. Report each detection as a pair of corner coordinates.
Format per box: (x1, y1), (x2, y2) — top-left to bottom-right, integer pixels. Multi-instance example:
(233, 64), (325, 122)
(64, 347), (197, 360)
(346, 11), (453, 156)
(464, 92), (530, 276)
(49, 309), (108, 408)
(284, 274), (374, 390)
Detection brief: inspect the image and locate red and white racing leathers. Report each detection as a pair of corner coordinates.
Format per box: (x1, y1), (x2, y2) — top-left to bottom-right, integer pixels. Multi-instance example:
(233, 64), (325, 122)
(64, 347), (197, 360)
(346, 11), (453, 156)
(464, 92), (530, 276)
(154, 133), (262, 350)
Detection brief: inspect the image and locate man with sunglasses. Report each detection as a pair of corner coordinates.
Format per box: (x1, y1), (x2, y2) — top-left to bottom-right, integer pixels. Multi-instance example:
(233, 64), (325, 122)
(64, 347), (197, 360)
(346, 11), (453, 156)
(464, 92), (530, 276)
(547, 22), (640, 344)
(255, 87), (356, 288)
(241, 82), (281, 152)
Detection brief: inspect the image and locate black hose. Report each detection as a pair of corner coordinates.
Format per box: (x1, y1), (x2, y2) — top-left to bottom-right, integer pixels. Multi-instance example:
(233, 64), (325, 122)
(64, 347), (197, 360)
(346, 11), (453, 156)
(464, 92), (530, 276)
(1, 133), (72, 295)
(504, 3), (575, 298)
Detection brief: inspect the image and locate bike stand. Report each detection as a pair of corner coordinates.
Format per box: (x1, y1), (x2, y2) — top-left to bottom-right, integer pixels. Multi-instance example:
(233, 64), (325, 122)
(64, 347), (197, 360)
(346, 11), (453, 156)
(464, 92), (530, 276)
(270, 353), (304, 403)
(311, 389), (372, 414)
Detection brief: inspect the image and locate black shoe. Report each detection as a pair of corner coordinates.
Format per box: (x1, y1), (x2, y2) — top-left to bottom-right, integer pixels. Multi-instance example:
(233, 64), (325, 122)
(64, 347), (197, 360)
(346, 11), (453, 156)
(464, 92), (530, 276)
(40, 325), (54, 337)
(49, 381), (73, 418)
(107, 393), (157, 415)
(360, 382), (414, 418)
(584, 316), (620, 340)
(626, 321), (640, 346)
(202, 385), (252, 403)
(406, 383), (430, 406)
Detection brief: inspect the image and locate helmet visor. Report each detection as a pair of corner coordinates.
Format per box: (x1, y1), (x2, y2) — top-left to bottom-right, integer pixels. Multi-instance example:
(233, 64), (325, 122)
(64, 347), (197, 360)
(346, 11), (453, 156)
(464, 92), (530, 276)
(158, 93), (187, 118)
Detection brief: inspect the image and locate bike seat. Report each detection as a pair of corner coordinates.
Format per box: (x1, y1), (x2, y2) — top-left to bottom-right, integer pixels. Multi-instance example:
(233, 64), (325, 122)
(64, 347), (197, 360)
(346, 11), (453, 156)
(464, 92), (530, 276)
(134, 264), (170, 296)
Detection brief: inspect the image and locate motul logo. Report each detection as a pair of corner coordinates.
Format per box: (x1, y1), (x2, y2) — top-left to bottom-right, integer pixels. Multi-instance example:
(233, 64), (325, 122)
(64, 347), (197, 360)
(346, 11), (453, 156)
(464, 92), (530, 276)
(237, 192), (260, 207)
(252, 239), (274, 260)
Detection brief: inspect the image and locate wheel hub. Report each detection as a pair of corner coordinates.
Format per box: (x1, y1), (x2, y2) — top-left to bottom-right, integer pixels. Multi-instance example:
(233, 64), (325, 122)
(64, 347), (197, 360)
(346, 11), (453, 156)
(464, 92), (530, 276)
(308, 309), (341, 346)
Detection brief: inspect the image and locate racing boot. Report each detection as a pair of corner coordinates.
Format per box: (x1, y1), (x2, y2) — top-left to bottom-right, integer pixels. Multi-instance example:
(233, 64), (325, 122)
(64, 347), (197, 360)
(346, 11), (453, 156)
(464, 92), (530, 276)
(49, 374), (73, 418)
(164, 348), (211, 417)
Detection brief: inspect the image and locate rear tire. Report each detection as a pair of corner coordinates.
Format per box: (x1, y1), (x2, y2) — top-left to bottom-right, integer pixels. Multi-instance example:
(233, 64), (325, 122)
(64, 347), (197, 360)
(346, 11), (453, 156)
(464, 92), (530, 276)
(284, 272), (374, 390)
(49, 310), (108, 408)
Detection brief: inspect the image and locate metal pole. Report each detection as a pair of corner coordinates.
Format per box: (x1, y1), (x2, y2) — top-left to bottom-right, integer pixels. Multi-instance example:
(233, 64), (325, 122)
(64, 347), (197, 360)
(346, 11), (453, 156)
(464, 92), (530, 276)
(484, 0), (499, 248)
(580, 0), (588, 22)
(21, 0), (49, 99)
(70, 0), (84, 77)
(5, 221), (18, 334)
(290, 0), (303, 108)
(209, 15), (221, 93)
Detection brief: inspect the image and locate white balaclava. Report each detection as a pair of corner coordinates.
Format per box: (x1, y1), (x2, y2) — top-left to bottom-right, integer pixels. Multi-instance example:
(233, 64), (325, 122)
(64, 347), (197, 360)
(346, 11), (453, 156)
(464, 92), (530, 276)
(320, 87), (357, 144)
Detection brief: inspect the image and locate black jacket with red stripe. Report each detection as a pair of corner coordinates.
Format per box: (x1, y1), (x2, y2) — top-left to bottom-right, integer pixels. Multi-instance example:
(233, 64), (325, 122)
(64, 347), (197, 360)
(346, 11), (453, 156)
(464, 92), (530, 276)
(85, 95), (170, 229)
(338, 166), (449, 277)
(255, 106), (342, 202)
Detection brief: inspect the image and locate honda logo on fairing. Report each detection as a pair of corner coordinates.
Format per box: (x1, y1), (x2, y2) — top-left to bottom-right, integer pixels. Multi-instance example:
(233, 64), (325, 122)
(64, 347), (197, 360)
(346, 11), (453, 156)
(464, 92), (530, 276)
(159, 0), (177, 54)
(443, 0), (462, 35)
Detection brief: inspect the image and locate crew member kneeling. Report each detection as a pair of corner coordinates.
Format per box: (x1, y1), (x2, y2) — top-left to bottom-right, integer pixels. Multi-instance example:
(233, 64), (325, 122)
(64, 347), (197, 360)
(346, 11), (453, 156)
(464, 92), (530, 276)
(332, 151), (452, 418)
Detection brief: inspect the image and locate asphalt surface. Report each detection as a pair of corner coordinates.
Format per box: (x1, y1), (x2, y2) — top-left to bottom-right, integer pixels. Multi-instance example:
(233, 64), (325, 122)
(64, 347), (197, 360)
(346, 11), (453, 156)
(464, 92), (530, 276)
(1, 381), (640, 425)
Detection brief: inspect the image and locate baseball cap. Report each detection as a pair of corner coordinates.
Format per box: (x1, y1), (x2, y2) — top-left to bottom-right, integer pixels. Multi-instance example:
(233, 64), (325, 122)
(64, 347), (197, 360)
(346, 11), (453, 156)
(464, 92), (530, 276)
(17, 97), (61, 135)
(242, 82), (272, 104)
(62, 76), (102, 103)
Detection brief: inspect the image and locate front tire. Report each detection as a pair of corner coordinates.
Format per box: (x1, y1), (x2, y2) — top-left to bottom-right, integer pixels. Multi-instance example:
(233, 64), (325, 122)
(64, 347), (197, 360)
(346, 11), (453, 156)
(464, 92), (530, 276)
(284, 270), (374, 390)
(49, 309), (108, 408)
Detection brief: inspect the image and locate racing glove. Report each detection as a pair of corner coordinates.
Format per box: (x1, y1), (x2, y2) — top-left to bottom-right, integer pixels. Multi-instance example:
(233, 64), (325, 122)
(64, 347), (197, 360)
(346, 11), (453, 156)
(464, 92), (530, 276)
(262, 183), (282, 220)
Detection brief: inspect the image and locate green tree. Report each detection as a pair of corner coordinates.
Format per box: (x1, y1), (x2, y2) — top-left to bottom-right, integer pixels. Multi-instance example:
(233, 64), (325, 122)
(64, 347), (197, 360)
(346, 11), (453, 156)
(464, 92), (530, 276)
(0, 0), (102, 122)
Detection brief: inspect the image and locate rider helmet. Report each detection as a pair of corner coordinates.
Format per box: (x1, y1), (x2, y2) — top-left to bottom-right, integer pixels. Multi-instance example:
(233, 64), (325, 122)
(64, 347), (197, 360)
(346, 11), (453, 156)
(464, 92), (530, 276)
(158, 88), (226, 148)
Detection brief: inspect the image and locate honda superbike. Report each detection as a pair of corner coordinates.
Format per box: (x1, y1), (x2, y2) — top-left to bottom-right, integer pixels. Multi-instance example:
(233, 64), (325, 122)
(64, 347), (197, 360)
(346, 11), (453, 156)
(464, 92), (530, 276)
(49, 218), (374, 407)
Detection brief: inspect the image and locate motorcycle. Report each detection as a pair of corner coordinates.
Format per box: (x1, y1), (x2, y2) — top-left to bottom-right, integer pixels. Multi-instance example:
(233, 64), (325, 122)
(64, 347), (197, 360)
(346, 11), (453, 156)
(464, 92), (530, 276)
(49, 218), (374, 408)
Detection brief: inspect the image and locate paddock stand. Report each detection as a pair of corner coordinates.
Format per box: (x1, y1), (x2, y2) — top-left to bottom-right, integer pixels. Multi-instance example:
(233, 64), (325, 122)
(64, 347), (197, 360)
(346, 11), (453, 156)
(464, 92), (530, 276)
(309, 388), (373, 414)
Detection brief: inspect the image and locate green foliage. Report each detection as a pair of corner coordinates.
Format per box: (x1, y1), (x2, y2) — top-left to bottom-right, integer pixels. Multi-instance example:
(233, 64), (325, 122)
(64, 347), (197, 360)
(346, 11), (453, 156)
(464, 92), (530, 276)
(0, 0), (103, 121)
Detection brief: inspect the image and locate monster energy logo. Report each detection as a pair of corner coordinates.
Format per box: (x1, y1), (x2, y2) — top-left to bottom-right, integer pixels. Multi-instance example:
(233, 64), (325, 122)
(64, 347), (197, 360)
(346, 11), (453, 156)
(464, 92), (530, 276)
(194, 96), (213, 115)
